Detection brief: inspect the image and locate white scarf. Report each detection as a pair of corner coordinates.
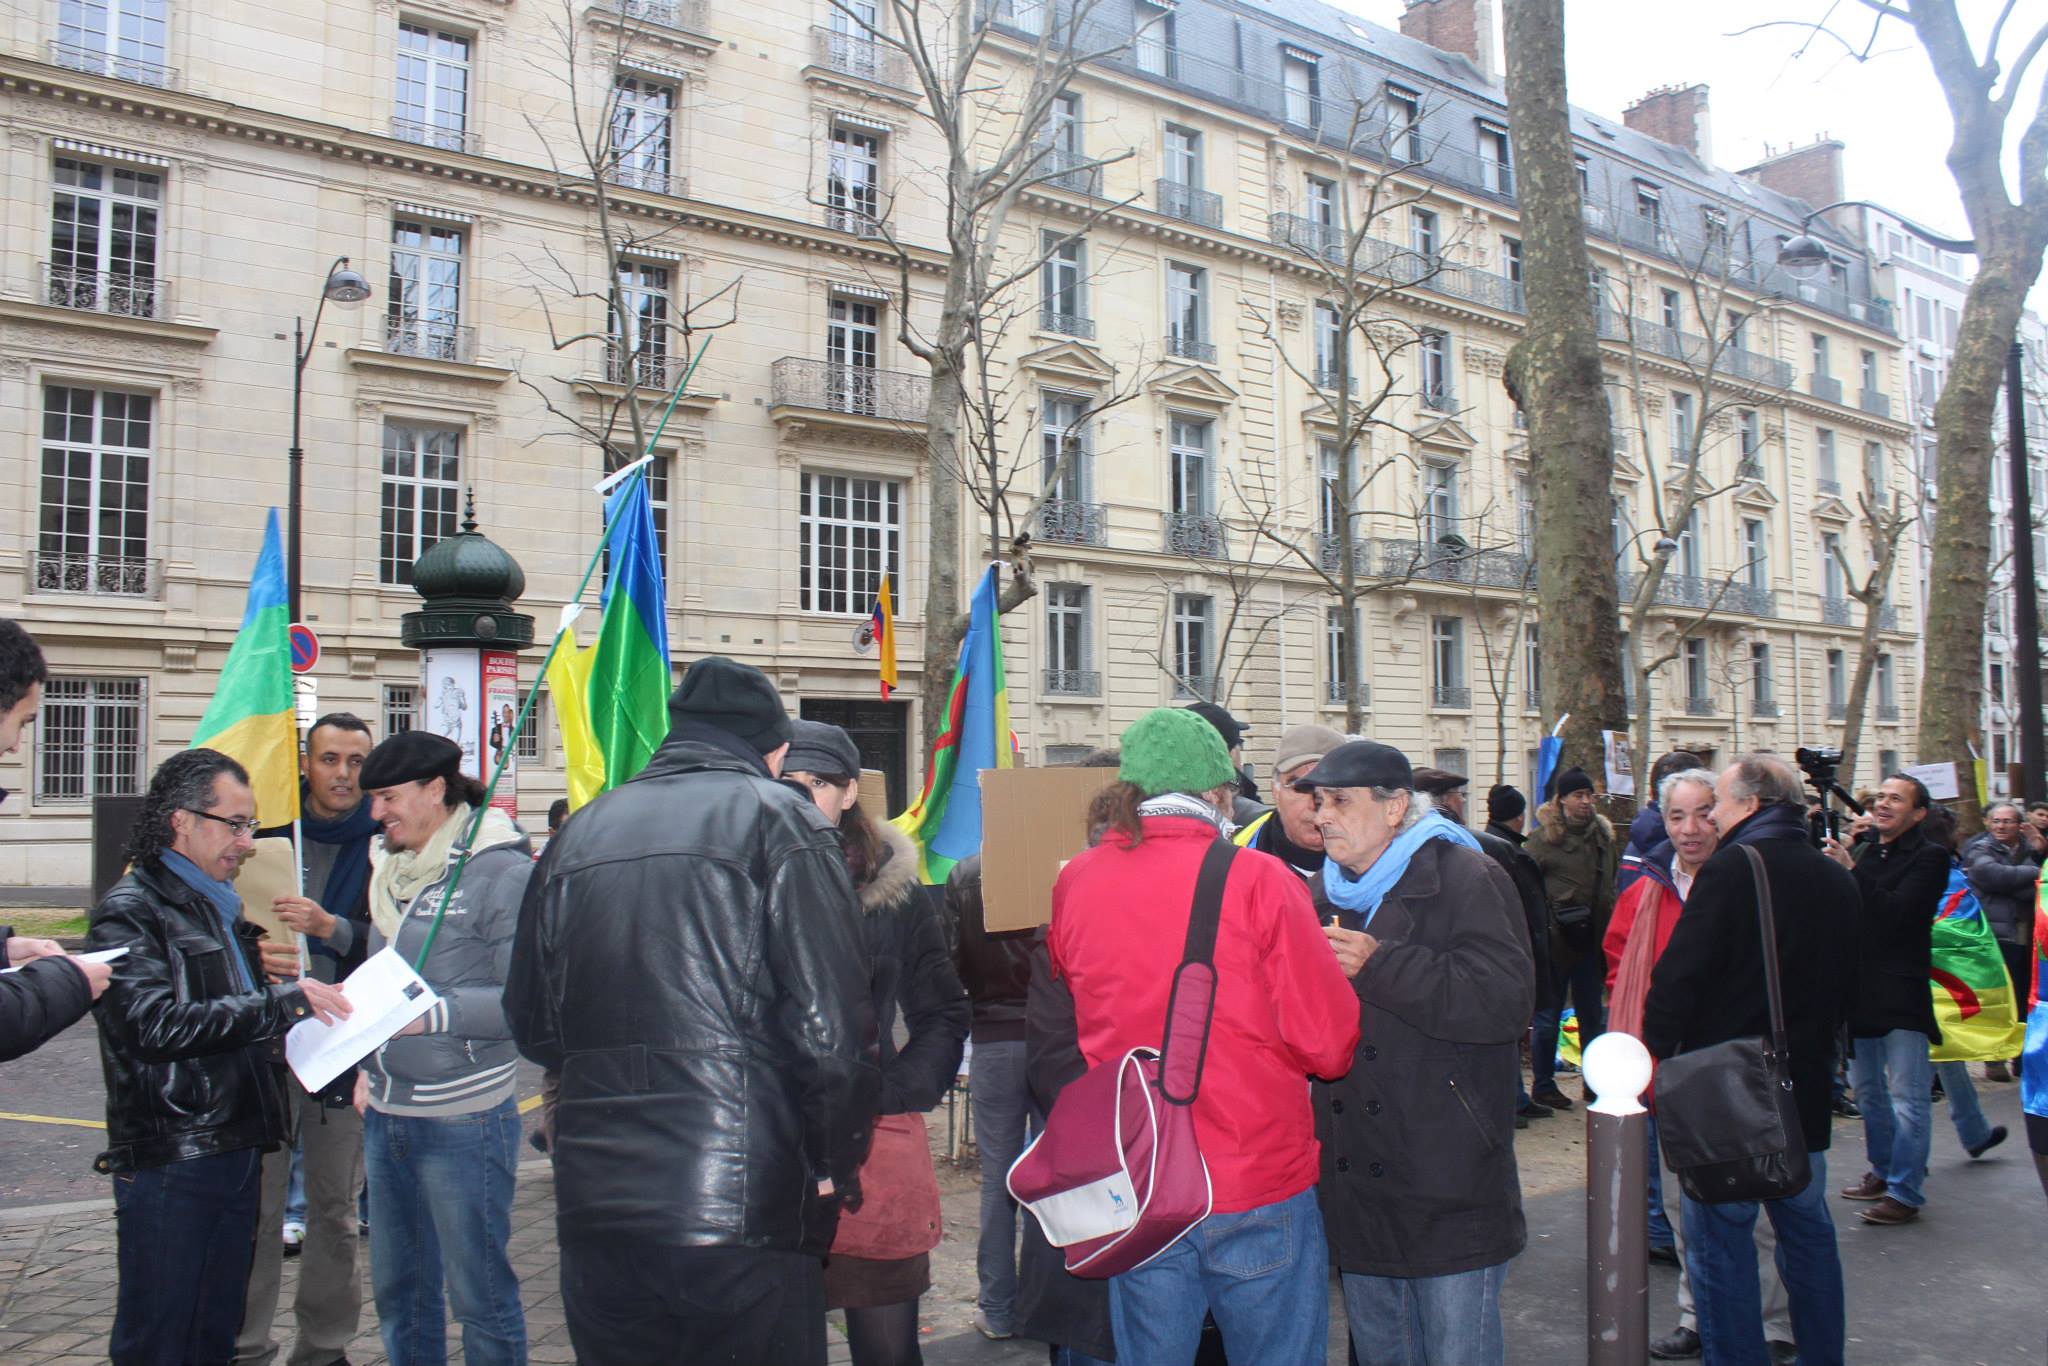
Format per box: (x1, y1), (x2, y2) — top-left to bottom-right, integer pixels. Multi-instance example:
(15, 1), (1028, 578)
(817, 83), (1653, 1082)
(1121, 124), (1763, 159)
(367, 804), (523, 941)
(1137, 792), (1232, 835)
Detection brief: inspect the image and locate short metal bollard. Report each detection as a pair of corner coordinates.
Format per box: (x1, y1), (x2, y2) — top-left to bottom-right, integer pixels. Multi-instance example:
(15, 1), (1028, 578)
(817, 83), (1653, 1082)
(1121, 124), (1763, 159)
(1583, 1031), (1652, 1366)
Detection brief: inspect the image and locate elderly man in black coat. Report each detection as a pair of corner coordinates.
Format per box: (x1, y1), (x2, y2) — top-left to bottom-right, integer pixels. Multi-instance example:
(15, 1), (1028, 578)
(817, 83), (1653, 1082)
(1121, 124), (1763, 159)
(1643, 754), (1857, 1366)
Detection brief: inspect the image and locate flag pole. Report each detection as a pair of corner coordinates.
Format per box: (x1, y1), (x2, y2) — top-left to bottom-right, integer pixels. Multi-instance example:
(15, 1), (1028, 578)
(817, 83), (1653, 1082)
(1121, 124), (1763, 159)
(292, 816), (309, 976)
(406, 338), (711, 971)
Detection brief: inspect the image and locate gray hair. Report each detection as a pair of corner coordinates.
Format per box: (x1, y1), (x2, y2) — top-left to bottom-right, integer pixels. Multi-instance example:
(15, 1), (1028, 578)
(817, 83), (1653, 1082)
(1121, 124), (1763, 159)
(1381, 787), (1434, 834)
(1657, 768), (1718, 809)
(1985, 800), (2025, 822)
(1723, 753), (1804, 808)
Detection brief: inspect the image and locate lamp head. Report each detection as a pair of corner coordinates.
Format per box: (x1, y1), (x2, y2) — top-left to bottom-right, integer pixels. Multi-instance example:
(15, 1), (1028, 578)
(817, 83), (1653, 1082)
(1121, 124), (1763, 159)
(1582, 1031), (1653, 1116)
(1776, 233), (1830, 281)
(323, 259), (372, 305)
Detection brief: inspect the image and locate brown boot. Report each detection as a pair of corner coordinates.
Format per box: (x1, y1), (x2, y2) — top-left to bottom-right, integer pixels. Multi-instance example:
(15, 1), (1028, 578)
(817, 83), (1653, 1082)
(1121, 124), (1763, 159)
(1859, 1196), (1920, 1225)
(1985, 1061), (2013, 1083)
(1839, 1170), (1887, 1201)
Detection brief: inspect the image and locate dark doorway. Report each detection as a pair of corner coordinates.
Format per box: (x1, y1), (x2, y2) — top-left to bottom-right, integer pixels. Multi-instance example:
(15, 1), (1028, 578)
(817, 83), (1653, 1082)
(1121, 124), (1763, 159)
(800, 698), (910, 815)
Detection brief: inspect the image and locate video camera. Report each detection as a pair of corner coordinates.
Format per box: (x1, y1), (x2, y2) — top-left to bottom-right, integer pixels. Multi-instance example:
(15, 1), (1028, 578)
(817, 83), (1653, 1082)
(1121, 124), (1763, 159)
(1796, 745), (1864, 847)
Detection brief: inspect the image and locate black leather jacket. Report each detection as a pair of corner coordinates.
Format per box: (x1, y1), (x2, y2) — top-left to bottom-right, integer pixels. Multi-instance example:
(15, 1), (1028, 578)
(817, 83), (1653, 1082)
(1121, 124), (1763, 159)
(506, 738), (881, 1254)
(942, 855), (1033, 1043)
(88, 863), (315, 1173)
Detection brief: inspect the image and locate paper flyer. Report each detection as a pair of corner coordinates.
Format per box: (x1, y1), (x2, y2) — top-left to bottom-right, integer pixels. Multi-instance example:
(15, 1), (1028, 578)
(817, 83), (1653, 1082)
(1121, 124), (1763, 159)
(285, 946), (440, 1093)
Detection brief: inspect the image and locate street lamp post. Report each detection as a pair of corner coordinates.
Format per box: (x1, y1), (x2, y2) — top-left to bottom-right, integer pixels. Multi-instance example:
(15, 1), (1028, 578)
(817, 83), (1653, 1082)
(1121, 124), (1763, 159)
(289, 257), (373, 623)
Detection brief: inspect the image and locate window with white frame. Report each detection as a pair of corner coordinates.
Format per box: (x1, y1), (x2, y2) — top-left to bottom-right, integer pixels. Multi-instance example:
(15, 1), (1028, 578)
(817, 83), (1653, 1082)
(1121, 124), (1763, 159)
(38, 385), (153, 595)
(1610, 494), (1634, 561)
(382, 683), (419, 736)
(1314, 302), (1344, 387)
(1816, 427), (1838, 487)
(395, 21), (473, 150)
(1738, 409), (1762, 462)
(1515, 475), (1536, 557)
(1305, 174), (1336, 229)
(1826, 648), (1846, 707)
(514, 694), (544, 762)
(1326, 606), (1357, 694)
(611, 259), (672, 387)
(1419, 331), (1451, 407)
(1410, 207), (1439, 260)
(1282, 50), (1321, 127)
(1822, 531), (1845, 601)
(1864, 440), (1887, 507)
(1385, 84), (1422, 162)
(1811, 333), (1831, 381)
(1860, 348), (1880, 393)
(1433, 748), (1469, 776)
(826, 123), (882, 234)
(388, 218), (464, 360)
(1683, 637), (1708, 702)
(1319, 441), (1343, 539)
(1476, 120), (1511, 195)
(1003, 0), (1046, 36)
(1162, 124), (1202, 189)
(1751, 641), (1774, 705)
(1046, 583), (1092, 690)
(1634, 180), (1661, 225)
(379, 423), (461, 585)
(1172, 594), (1213, 697)
(1726, 310), (1749, 350)
(1046, 90), (1081, 155)
(1677, 509), (1702, 579)
(1524, 621), (1541, 704)
(799, 471), (900, 615)
(609, 76), (674, 192)
(1742, 517), (1767, 589)
(1133, 0), (1177, 76)
(56, 0), (170, 85)
(1040, 230), (1086, 332)
(1166, 262), (1206, 353)
(1669, 391), (1696, 459)
(49, 156), (161, 317)
(1502, 236), (1523, 286)
(1431, 616), (1465, 696)
(1877, 652), (1896, 709)
(1041, 391), (1090, 503)
(1422, 461), (1458, 542)
(1168, 415), (1211, 519)
(826, 295), (881, 412)
(35, 677), (145, 802)
(1658, 288), (1681, 332)
(1990, 661), (2008, 705)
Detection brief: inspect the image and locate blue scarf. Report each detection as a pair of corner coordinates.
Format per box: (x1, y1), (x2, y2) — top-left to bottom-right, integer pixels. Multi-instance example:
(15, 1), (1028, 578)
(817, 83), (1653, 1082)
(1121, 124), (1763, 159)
(161, 850), (256, 993)
(1323, 811), (1483, 929)
(300, 792), (379, 960)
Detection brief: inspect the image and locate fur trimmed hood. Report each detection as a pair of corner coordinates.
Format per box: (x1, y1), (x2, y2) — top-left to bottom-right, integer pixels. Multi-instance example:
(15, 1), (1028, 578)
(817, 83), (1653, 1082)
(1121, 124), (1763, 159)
(859, 819), (923, 912)
(1533, 799), (1615, 849)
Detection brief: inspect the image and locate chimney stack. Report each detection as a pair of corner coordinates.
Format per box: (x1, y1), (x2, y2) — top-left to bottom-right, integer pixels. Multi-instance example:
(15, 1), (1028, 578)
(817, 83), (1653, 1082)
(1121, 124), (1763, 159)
(1398, 0), (1498, 84)
(1738, 137), (1846, 212)
(1622, 84), (1713, 163)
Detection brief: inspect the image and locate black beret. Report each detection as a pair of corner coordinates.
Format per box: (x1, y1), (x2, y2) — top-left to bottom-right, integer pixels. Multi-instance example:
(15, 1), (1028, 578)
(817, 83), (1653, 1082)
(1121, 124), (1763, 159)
(360, 730), (463, 791)
(1182, 701), (1248, 751)
(668, 656), (792, 755)
(1293, 740), (1412, 792)
(783, 720), (862, 781)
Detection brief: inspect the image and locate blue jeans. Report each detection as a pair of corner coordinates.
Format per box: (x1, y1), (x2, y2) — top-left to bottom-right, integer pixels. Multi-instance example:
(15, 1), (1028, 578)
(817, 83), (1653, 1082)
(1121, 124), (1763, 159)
(1109, 1186), (1328, 1366)
(970, 1039), (1030, 1333)
(1532, 952), (1606, 1090)
(1342, 1261), (1509, 1366)
(364, 1099), (526, 1366)
(111, 1147), (264, 1366)
(1934, 1059), (1994, 1151)
(1681, 1151), (1844, 1366)
(1645, 1113), (1675, 1248)
(1850, 1029), (1934, 1207)
(284, 1136), (307, 1226)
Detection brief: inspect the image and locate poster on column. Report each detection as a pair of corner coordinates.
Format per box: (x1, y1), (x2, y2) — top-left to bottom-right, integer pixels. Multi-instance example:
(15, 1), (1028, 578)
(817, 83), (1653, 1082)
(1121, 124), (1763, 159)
(482, 651), (519, 816)
(420, 649), (480, 778)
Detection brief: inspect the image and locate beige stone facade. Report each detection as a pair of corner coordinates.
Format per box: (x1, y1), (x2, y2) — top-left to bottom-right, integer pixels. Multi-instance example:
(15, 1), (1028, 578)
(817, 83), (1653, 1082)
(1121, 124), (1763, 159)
(0, 0), (1917, 889)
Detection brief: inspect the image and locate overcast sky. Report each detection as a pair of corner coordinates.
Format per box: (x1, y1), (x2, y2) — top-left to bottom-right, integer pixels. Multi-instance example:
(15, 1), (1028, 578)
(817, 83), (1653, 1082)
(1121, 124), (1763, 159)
(1336, 0), (2046, 309)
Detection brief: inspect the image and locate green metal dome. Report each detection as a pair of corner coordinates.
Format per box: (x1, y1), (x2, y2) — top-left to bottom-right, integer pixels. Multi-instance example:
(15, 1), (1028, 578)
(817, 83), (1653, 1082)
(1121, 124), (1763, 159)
(399, 490), (536, 650)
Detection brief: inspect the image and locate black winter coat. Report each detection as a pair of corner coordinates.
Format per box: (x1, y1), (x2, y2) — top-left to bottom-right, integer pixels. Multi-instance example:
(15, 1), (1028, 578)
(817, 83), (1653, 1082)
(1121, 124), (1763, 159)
(0, 928), (93, 1064)
(1642, 807), (1857, 1152)
(88, 864), (315, 1173)
(1962, 831), (2042, 947)
(506, 738), (881, 1255)
(942, 855), (1034, 1044)
(1848, 826), (1946, 1041)
(1482, 821), (1552, 1009)
(859, 823), (969, 1115)
(1312, 839), (1534, 1278)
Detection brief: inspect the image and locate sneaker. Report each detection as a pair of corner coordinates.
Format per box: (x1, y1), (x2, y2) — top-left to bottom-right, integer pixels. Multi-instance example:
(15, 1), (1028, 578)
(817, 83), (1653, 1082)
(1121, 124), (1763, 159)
(1967, 1124), (2009, 1159)
(973, 1311), (1014, 1341)
(281, 1220), (305, 1257)
(1859, 1195), (1919, 1225)
(1838, 1170), (1888, 1201)
(1649, 1326), (1701, 1360)
(1767, 1340), (1798, 1365)
(1530, 1085), (1575, 1111)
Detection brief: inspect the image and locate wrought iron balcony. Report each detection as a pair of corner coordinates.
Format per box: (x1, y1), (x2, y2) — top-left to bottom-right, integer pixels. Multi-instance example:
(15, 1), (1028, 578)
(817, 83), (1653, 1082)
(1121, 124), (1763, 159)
(1723, 583), (1777, 617)
(1685, 694), (1716, 717)
(1034, 145), (1102, 196)
(1174, 675), (1218, 702)
(771, 357), (930, 422)
(1827, 699), (1847, 720)
(1421, 385), (1457, 412)
(1525, 686), (1542, 710)
(1376, 539), (1531, 589)
(1044, 668), (1101, 697)
(1722, 346), (1795, 388)
(824, 205), (885, 238)
(1039, 309), (1095, 339)
(1155, 179), (1222, 228)
(28, 549), (162, 599)
(49, 39), (175, 87)
(1036, 499), (1106, 546)
(1817, 477), (1842, 496)
(1879, 604), (1900, 631)
(1431, 685), (1472, 710)
(1167, 512), (1227, 559)
(605, 341), (697, 391)
(606, 162), (677, 196)
(1879, 702), (1901, 722)
(1167, 333), (1216, 364)
(1753, 698), (1781, 718)
(1810, 374), (1844, 403)
(392, 117), (480, 154)
(1326, 680), (1371, 707)
(614, 0), (709, 35)
(1822, 596), (1852, 625)
(811, 27), (910, 88)
(1737, 458), (1766, 481)
(385, 318), (476, 363)
(1314, 533), (1368, 573)
(1270, 213), (1343, 262)
(43, 264), (166, 320)
(1859, 388), (1891, 418)
(1314, 367), (1358, 394)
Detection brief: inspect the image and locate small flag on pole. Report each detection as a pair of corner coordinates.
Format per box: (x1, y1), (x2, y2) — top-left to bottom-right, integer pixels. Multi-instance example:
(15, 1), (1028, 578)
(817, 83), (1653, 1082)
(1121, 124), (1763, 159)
(191, 511), (301, 824)
(871, 577), (898, 701)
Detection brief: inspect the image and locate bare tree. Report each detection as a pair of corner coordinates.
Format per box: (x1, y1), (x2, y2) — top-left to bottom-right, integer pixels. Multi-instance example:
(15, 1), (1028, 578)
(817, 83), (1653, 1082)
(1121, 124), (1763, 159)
(1462, 503), (1539, 786)
(1831, 449), (1919, 784)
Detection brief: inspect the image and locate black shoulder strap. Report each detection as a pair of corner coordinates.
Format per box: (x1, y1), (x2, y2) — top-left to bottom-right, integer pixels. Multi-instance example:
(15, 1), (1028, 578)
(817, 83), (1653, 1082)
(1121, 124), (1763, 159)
(1158, 838), (1237, 1105)
(1737, 844), (1790, 1053)
(1181, 837), (1237, 970)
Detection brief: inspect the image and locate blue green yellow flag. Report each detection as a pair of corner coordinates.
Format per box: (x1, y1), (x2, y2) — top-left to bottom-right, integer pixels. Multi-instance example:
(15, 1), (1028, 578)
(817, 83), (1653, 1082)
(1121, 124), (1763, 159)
(893, 565), (1011, 884)
(191, 510), (300, 824)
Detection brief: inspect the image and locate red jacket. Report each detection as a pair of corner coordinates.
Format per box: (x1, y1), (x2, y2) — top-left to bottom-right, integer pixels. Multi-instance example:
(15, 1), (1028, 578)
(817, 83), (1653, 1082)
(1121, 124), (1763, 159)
(1604, 846), (1686, 1045)
(1049, 816), (1360, 1213)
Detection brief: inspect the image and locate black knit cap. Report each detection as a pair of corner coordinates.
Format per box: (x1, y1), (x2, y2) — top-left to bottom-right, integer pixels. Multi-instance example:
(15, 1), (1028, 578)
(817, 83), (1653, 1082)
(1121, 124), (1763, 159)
(783, 719), (862, 781)
(1486, 783), (1527, 824)
(1554, 767), (1596, 799)
(360, 730), (463, 791)
(668, 656), (793, 755)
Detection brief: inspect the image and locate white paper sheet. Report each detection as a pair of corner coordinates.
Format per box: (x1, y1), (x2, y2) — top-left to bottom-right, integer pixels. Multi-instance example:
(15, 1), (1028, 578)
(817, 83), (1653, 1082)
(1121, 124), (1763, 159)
(285, 946), (440, 1093)
(1, 946), (129, 974)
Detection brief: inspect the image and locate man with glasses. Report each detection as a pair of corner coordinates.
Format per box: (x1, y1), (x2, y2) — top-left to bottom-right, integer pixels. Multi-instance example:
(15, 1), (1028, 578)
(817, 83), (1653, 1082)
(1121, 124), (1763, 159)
(89, 748), (351, 1366)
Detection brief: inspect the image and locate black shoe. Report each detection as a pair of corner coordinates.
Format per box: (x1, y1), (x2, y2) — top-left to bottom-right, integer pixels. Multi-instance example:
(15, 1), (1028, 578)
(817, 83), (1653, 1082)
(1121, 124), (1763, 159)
(1518, 1099), (1555, 1120)
(1515, 1114), (1529, 1129)
(1967, 1124), (2008, 1159)
(1531, 1085), (1575, 1111)
(1648, 1243), (1680, 1267)
(1767, 1341), (1797, 1365)
(1649, 1326), (1701, 1360)
(1832, 1095), (1861, 1118)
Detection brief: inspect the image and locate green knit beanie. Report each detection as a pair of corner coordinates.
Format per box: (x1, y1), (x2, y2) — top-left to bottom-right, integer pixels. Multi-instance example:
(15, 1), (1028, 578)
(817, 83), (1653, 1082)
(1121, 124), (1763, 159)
(1118, 707), (1240, 799)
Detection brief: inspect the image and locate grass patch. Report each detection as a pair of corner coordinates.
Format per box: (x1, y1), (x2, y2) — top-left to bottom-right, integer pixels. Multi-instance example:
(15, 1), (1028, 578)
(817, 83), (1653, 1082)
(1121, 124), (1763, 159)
(4, 910), (92, 940)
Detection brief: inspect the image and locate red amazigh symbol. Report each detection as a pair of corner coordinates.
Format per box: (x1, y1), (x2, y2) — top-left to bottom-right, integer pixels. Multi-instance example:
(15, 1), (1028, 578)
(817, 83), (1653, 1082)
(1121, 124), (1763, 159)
(1930, 968), (1981, 1019)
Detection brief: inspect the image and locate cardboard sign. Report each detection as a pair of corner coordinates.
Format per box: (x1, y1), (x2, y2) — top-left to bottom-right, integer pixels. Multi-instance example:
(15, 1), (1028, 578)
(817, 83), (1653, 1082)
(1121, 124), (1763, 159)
(1903, 761), (1960, 801)
(234, 837), (299, 941)
(981, 767), (1119, 934)
(856, 769), (890, 823)
(1602, 730), (1635, 798)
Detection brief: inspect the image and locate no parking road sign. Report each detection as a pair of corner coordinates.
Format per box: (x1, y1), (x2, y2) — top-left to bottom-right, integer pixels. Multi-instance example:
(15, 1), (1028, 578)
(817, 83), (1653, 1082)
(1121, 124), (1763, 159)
(289, 623), (320, 675)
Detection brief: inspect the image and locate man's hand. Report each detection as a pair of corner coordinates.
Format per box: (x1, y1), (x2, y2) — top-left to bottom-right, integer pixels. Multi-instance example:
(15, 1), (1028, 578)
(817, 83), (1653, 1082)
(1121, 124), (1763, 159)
(1847, 812), (1875, 841)
(72, 956), (114, 1001)
(353, 1069), (369, 1117)
(273, 896), (338, 941)
(297, 977), (352, 1026)
(1821, 835), (1855, 871)
(258, 940), (301, 983)
(1324, 922), (1379, 979)
(6, 936), (64, 965)
(2023, 825), (2047, 856)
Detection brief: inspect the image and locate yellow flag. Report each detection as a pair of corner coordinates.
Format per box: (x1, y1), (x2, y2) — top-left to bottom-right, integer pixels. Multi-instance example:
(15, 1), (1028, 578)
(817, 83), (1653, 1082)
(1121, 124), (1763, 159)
(546, 614), (604, 811)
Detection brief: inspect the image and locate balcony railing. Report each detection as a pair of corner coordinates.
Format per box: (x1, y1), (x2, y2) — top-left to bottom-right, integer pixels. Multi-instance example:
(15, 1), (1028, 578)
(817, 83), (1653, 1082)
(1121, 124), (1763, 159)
(1174, 674), (1218, 702)
(1822, 596), (1852, 625)
(1271, 213), (1343, 261)
(1810, 374), (1844, 403)
(1155, 179), (1222, 228)
(392, 116), (480, 154)
(1723, 583), (1777, 617)
(1314, 367), (1358, 393)
(1736, 458), (1766, 481)
(1722, 346), (1795, 389)
(1034, 144), (1102, 196)
(1879, 702), (1901, 722)
(1859, 388), (1891, 418)
(1376, 539), (1531, 589)
(28, 549), (162, 599)
(43, 264), (166, 320)
(771, 357), (931, 422)
(1827, 699), (1848, 720)
(824, 204), (885, 238)
(811, 27), (910, 88)
(1326, 680), (1371, 707)
(1753, 698), (1781, 718)
(1168, 333), (1216, 364)
(1818, 477), (1842, 496)
(1421, 385), (1457, 412)
(1036, 499), (1106, 546)
(49, 39), (175, 87)
(1265, 214), (1524, 314)
(1526, 685), (1542, 711)
(614, 0), (709, 34)
(1044, 668), (1101, 697)
(1880, 604), (1901, 631)
(1167, 511), (1227, 559)
(1314, 534), (1368, 573)
(1039, 309), (1095, 339)
(385, 318), (476, 363)
(1685, 695), (1716, 716)
(605, 341), (698, 391)
(606, 162), (677, 196)
(1432, 685), (1472, 710)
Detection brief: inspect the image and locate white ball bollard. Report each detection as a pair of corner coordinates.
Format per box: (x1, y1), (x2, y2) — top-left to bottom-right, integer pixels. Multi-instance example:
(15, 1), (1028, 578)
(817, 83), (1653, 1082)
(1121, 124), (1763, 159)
(1583, 1031), (1653, 1365)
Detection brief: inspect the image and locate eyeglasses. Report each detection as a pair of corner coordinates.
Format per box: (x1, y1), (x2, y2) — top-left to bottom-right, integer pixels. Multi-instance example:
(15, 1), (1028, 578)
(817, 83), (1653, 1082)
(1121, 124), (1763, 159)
(182, 809), (262, 838)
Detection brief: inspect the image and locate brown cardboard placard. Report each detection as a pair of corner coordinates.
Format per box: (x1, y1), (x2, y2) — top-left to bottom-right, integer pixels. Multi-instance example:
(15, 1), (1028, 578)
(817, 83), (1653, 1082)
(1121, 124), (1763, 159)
(234, 837), (298, 941)
(856, 769), (890, 823)
(981, 767), (1119, 933)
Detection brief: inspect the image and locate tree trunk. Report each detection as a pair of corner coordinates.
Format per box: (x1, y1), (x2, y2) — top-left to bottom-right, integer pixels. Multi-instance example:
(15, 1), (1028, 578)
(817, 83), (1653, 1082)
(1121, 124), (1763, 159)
(920, 345), (967, 751)
(1838, 601), (1885, 789)
(1502, 0), (1625, 785)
